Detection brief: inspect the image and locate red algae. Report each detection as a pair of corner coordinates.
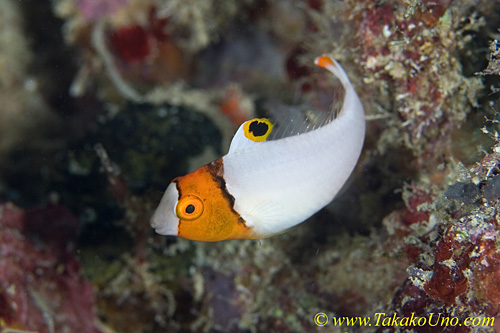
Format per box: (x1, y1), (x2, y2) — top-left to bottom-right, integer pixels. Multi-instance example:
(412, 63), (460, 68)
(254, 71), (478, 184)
(0, 203), (101, 333)
(403, 187), (433, 225)
(110, 24), (153, 64)
(424, 229), (472, 305)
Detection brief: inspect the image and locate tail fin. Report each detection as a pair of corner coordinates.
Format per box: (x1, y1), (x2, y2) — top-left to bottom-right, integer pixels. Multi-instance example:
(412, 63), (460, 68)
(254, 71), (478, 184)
(315, 55), (351, 88)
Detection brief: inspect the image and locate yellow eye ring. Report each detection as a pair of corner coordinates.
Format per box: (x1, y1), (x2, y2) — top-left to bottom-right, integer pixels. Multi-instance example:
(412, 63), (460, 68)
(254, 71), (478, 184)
(176, 195), (204, 220)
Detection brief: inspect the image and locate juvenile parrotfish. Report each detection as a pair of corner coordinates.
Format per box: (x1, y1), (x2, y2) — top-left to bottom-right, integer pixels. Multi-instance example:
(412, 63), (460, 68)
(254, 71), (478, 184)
(151, 55), (365, 241)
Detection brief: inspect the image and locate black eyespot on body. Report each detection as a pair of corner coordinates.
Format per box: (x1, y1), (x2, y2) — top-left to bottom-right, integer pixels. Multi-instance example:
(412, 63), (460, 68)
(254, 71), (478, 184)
(243, 118), (273, 142)
(249, 120), (269, 137)
(185, 204), (195, 214)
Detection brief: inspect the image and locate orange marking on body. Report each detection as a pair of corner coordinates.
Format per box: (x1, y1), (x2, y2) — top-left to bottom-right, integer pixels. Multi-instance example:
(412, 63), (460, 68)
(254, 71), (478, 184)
(315, 56), (336, 70)
(174, 159), (255, 241)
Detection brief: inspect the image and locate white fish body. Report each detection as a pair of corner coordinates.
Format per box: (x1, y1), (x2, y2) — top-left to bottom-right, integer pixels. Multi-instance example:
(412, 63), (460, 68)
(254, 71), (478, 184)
(223, 56), (365, 236)
(150, 55), (365, 241)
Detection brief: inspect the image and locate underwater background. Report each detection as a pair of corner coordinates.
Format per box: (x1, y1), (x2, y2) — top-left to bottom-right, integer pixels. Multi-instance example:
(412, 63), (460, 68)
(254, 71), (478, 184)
(1, 0), (500, 332)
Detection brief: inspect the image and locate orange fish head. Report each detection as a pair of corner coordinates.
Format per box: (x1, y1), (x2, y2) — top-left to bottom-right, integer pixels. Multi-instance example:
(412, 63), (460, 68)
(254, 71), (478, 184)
(150, 161), (254, 242)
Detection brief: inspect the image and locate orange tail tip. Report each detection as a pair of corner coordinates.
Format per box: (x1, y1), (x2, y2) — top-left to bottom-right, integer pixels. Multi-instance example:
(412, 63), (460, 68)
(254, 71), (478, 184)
(315, 55), (336, 70)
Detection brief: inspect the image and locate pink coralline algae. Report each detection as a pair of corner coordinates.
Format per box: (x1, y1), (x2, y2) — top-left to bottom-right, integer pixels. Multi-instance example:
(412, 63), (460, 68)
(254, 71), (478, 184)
(345, 0), (483, 158)
(0, 203), (101, 333)
(76, 0), (128, 22)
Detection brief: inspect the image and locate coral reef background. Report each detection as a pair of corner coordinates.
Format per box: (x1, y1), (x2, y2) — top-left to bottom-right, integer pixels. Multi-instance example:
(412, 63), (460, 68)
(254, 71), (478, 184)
(1, 0), (500, 332)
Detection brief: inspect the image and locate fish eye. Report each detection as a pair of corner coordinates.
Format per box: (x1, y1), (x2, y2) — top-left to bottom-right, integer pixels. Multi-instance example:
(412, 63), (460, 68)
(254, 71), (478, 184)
(185, 204), (195, 214)
(176, 195), (204, 220)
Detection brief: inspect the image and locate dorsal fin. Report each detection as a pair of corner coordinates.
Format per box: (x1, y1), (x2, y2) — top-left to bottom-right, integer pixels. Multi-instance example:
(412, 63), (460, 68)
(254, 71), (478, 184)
(228, 118), (274, 154)
(257, 56), (346, 142)
(264, 102), (336, 141)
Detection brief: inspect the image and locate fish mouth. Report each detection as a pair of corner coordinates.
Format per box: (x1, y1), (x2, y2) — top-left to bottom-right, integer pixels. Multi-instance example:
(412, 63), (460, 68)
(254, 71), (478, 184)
(150, 182), (179, 236)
